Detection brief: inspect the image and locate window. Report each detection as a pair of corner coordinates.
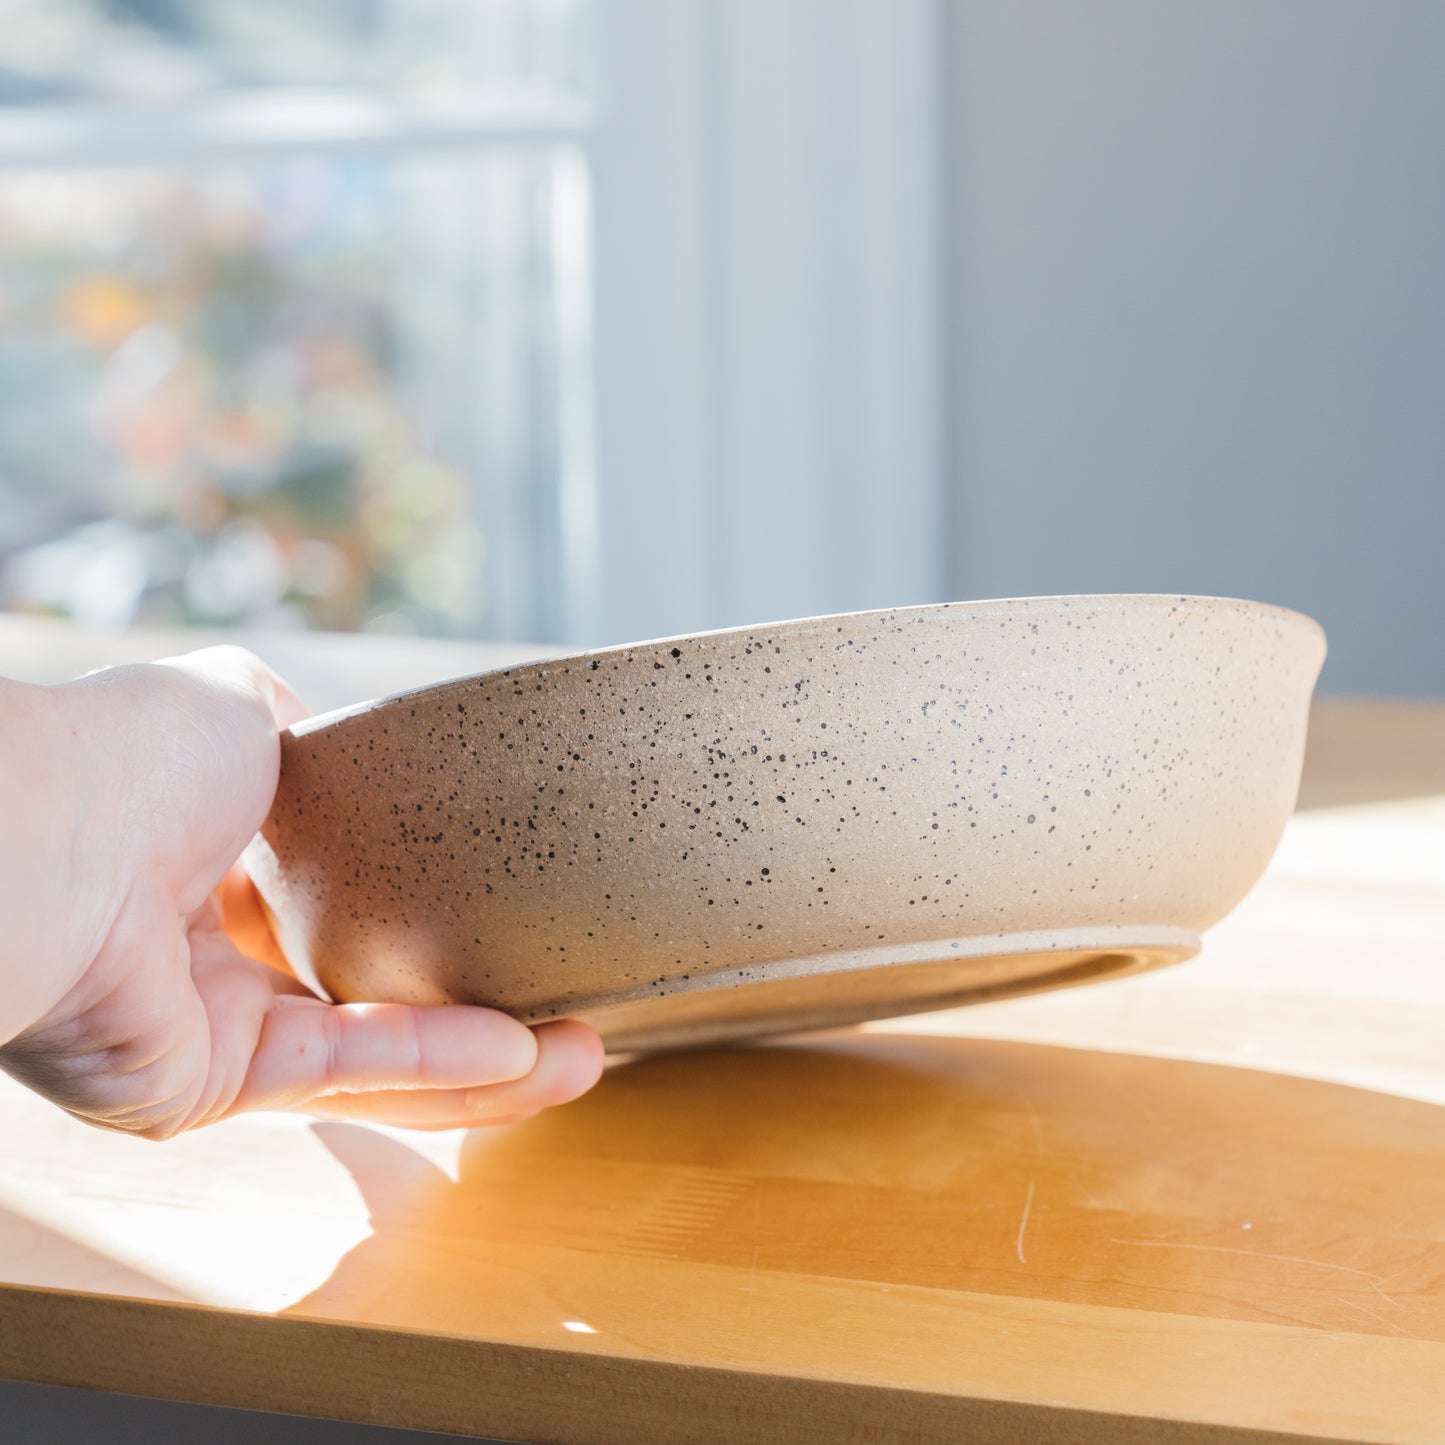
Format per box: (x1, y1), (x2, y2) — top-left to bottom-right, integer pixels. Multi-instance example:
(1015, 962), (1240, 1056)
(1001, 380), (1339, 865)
(0, 0), (597, 641)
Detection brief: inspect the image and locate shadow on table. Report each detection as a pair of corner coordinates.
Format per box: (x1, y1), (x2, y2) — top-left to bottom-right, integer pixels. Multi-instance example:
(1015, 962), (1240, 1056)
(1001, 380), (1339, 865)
(290, 1033), (1445, 1344)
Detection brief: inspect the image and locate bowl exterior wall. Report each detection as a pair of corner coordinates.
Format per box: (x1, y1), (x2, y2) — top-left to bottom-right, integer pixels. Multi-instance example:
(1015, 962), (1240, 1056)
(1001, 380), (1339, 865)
(249, 597), (1325, 1017)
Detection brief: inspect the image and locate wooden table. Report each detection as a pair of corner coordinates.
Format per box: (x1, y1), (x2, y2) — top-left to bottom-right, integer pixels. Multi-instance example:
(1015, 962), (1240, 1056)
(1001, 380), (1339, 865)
(1, 619), (1443, 1444)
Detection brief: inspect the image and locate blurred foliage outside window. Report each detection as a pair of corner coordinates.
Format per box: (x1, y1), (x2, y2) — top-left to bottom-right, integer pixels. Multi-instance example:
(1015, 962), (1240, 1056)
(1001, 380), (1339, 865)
(0, 0), (593, 638)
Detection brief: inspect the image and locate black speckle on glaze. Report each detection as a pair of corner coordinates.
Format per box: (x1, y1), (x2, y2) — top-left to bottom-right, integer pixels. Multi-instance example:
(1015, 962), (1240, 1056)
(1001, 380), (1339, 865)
(253, 597), (1325, 1029)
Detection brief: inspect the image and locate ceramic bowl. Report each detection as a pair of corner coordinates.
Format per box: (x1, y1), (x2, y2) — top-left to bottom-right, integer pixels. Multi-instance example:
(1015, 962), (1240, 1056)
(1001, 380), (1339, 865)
(247, 596), (1325, 1051)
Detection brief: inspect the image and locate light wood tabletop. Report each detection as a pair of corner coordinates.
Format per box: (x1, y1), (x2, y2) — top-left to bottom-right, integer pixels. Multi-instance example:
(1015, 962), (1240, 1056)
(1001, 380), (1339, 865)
(1, 618), (1442, 1444)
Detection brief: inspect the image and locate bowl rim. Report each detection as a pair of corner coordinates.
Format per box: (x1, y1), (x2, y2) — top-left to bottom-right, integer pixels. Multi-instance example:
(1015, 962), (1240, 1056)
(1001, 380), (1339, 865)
(289, 592), (1326, 738)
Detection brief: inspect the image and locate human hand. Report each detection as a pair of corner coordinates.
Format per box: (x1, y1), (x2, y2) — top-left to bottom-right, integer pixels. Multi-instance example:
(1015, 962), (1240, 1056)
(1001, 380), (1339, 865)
(0, 647), (604, 1138)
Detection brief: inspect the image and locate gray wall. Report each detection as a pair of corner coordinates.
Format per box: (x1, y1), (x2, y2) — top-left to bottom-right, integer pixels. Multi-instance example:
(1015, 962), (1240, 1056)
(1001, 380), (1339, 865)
(947, 0), (1445, 696)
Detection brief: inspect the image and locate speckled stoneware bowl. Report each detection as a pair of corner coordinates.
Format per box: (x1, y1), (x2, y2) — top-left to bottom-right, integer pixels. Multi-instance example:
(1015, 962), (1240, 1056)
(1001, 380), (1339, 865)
(246, 596), (1325, 1052)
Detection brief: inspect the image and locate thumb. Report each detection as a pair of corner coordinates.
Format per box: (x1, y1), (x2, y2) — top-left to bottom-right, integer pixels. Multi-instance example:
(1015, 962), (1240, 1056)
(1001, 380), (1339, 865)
(69, 647), (310, 912)
(149, 647), (311, 909)
(155, 645), (310, 731)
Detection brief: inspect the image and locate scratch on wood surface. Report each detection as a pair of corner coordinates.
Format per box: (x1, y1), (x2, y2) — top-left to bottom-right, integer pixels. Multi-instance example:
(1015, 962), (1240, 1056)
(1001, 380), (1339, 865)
(1015, 1179), (1036, 1265)
(1109, 1238), (1405, 1310)
(1338, 1298), (1407, 1335)
(747, 1188), (761, 1293)
(1023, 1097), (1042, 1156)
(625, 1171), (745, 1260)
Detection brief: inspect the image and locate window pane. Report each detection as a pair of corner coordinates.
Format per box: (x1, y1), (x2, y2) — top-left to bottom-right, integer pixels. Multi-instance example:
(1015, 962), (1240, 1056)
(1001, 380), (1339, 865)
(0, 150), (591, 638)
(0, 0), (590, 108)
